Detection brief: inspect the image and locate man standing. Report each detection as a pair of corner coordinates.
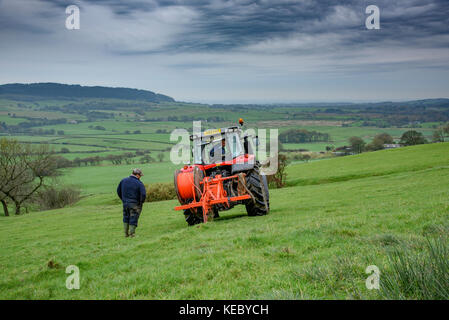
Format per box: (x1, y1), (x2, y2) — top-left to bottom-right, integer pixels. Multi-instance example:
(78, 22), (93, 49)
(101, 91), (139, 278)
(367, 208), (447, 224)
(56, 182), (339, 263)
(117, 168), (146, 238)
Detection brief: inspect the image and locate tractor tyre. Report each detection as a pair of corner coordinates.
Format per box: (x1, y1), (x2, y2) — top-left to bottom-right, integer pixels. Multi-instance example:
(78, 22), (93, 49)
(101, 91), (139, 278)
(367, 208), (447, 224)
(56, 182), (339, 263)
(245, 166), (270, 216)
(184, 208), (204, 226)
(213, 206), (220, 219)
(193, 166), (204, 201)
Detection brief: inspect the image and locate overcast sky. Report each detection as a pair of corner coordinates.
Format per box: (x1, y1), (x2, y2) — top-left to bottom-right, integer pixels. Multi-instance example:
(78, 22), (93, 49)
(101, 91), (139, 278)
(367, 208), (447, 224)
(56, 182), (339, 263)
(0, 0), (448, 103)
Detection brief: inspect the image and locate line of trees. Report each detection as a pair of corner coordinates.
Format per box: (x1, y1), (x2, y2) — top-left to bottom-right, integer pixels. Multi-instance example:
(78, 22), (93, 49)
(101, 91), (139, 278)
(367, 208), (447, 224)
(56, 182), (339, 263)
(71, 152), (164, 167)
(50, 150), (165, 169)
(0, 118), (68, 134)
(66, 153), (143, 167)
(347, 129), (435, 155)
(279, 129), (330, 143)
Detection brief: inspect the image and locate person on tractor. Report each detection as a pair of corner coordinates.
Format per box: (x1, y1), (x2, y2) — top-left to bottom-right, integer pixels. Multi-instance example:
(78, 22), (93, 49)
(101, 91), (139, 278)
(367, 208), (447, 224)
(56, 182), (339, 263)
(209, 138), (226, 162)
(117, 168), (146, 238)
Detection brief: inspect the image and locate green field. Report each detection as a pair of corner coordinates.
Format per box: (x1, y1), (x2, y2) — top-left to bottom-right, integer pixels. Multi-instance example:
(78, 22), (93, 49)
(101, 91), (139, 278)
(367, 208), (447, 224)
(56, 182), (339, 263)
(60, 162), (179, 195)
(0, 97), (438, 163)
(1, 142), (448, 299)
(286, 142), (449, 186)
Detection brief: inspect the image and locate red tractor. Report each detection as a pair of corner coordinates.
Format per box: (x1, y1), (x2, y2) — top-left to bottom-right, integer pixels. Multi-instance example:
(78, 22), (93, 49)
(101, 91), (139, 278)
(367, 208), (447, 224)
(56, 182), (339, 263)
(173, 121), (269, 225)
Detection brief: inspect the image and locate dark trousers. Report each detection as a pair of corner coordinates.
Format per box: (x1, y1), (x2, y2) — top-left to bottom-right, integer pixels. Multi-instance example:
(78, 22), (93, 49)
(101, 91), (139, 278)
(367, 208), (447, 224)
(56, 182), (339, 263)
(123, 204), (142, 226)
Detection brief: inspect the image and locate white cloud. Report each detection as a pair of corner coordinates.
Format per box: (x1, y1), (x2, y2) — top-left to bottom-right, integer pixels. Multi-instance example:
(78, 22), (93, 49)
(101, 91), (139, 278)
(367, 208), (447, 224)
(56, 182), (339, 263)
(0, 0), (199, 53)
(81, 3), (199, 53)
(321, 5), (361, 28)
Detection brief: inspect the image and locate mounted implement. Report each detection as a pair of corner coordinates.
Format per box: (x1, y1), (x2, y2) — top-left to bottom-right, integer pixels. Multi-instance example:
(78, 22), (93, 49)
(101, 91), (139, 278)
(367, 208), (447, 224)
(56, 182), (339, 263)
(174, 120), (269, 225)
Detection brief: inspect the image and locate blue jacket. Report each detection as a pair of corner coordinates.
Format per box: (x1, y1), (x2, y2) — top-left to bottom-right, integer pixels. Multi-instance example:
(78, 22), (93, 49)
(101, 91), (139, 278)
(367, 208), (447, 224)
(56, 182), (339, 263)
(117, 175), (146, 207)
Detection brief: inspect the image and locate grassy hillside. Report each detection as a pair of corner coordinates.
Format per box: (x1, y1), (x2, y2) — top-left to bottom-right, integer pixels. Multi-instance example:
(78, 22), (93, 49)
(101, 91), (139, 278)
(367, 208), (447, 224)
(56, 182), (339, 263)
(287, 142), (449, 186)
(1, 143), (448, 299)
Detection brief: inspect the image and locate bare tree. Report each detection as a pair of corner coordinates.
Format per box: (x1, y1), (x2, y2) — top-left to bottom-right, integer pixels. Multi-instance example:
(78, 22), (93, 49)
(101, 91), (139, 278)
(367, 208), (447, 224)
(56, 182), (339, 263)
(0, 139), (57, 215)
(267, 154), (289, 188)
(444, 123), (449, 135)
(432, 128), (445, 142)
(433, 123), (449, 143)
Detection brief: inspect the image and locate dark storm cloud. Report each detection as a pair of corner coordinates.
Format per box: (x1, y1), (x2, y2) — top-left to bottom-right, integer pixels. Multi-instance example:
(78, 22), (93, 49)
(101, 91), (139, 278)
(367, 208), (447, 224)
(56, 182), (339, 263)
(40, 0), (448, 53)
(1, 0), (448, 102)
(4, 0), (449, 53)
(184, 0), (449, 53)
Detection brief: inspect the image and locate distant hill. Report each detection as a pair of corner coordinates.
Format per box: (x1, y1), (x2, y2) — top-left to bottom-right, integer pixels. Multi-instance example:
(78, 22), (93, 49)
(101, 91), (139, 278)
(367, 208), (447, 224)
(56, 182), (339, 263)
(0, 83), (175, 103)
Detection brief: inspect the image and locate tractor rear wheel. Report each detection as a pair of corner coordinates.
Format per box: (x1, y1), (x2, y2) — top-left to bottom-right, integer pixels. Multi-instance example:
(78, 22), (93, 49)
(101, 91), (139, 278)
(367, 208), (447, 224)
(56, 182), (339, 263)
(193, 166), (204, 201)
(245, 166), (270, 216)
(184, 209), (203, 226)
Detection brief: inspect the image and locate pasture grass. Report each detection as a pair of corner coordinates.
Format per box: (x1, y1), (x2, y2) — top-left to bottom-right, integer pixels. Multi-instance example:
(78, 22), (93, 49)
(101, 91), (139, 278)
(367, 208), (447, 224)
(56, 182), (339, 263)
(1, 143), (448, 299)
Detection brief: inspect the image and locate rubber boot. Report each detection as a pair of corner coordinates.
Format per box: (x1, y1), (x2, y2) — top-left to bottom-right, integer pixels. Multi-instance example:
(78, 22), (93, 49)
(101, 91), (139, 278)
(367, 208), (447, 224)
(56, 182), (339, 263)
(129, 225), (137, 238)
(124, 223), (129, 238)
